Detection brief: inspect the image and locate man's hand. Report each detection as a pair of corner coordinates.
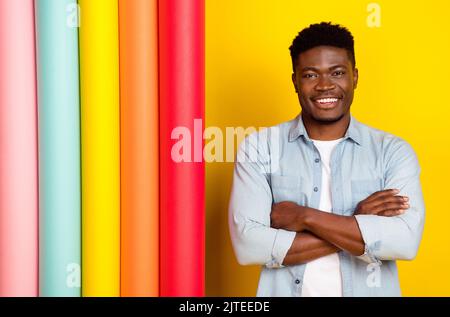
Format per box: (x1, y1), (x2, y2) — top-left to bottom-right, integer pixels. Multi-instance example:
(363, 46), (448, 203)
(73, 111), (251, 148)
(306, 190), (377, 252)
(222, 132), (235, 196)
(270, 201), (309, 232)
(271, 189), (408, 233)
(354, 189), (409, 216)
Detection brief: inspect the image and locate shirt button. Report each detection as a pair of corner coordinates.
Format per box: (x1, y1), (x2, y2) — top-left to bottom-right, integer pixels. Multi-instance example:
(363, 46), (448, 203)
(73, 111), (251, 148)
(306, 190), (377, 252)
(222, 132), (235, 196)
(295, 279), (301, 284)
(314, 187), (318, 192)
(315, 158), (320, 163)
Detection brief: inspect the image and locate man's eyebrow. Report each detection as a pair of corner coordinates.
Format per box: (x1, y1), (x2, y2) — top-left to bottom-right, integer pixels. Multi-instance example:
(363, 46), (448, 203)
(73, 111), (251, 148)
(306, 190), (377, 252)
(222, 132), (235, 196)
(300, 64), (348, 72)
(329, 64), (348, 70)
(300, 66), (319, 72)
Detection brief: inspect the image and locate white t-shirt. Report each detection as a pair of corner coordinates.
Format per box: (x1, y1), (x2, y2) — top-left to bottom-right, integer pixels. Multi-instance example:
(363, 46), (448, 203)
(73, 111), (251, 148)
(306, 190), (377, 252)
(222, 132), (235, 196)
(301, 138), (344, 297)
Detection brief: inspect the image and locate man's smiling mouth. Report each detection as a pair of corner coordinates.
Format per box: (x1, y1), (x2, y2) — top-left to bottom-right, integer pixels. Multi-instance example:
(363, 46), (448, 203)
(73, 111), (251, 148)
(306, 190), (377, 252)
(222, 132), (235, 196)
(311, 96), (342, 108)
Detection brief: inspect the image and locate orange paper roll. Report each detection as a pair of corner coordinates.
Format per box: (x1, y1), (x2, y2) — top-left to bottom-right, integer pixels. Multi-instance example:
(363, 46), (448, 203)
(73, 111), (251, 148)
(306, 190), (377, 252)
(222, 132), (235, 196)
(119, 0), (159, 296)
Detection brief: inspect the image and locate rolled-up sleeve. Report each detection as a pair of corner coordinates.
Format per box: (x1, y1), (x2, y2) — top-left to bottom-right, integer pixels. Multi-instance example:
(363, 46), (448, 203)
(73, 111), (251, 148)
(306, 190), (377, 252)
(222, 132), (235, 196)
(355, 138), (425, 263)
(228, 133), (296, 268)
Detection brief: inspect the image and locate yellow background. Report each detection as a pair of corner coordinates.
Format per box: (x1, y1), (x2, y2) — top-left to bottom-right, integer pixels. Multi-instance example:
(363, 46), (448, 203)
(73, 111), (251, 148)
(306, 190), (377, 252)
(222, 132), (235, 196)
(206, 0), (450, 296)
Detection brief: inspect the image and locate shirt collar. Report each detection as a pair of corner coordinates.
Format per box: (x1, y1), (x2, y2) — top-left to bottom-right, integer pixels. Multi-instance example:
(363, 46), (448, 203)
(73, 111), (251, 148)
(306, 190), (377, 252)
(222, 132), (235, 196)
(288, 112), (362, 146)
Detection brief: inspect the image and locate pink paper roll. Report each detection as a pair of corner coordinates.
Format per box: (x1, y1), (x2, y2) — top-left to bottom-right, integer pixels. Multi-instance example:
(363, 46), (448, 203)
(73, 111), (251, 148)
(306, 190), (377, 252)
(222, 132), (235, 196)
(159, 0), (205, 296)
(0, 0), (38, 296)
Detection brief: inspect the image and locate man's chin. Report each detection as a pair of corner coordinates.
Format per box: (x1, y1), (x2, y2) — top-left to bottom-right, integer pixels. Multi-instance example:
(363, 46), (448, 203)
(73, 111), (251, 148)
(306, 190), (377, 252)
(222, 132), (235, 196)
(311, 112), (346, 124)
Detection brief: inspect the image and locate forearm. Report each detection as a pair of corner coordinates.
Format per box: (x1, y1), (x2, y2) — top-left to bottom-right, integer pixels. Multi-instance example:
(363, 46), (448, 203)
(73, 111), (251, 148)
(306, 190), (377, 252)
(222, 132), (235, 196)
(303, 209), (365, 256)
(282, 232), (340, 266)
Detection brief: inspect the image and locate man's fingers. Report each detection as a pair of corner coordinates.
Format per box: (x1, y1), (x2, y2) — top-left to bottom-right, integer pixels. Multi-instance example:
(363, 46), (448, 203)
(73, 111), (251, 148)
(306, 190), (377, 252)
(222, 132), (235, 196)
(365, 189), (400, 203)
(359, 194), (408, 214)
(371, 201), (410, 214)
(354, 189), (411, 216)
(378, 209), (406, 217)
(371, 195), (409, 209)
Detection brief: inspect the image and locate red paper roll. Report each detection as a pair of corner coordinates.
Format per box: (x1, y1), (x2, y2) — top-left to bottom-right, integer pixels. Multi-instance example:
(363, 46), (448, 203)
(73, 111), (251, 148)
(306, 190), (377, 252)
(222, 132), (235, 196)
(158, 0), (205, 296)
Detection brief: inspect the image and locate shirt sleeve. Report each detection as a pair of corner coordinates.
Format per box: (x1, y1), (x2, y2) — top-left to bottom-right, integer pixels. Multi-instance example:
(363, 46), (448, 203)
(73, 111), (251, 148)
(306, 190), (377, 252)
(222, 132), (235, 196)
(228, 132), (296, 268)
(354, 137), (425, 263)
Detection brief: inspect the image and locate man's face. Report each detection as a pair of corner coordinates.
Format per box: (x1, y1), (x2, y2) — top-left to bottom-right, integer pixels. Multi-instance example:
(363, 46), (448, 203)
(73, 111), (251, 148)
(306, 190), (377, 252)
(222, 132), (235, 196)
(291, 45), (358, 123)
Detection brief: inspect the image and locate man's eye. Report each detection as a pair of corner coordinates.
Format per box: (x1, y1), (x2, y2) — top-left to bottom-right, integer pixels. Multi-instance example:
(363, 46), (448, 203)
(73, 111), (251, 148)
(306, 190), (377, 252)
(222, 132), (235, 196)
(332, 71), (345, 76)
(302, 73), (317, 78)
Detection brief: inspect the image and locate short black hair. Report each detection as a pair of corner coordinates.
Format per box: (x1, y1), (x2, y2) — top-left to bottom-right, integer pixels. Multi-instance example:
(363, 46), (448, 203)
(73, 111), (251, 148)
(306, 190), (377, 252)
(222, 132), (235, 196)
(289, 22), (355, 72)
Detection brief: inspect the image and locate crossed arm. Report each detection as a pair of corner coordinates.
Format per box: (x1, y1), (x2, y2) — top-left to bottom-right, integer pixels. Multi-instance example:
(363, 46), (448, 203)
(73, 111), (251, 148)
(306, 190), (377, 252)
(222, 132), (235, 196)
(271, 189), (410, 266)
(229, 136), (424, 268)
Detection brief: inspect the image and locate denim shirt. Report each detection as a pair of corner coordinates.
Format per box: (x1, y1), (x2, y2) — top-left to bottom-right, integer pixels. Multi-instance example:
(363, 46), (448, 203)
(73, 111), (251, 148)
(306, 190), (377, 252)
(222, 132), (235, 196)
(228, 113), (425, 297)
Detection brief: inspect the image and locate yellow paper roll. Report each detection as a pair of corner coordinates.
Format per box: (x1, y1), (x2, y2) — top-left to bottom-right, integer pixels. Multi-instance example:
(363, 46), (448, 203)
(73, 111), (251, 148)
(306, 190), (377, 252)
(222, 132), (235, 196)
(79, 0), (120, 296)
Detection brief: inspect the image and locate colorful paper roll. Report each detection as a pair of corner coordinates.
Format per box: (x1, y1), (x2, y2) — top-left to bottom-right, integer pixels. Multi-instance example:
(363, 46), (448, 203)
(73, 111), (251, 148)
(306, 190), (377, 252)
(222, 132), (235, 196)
(119, 0), (159, 297)
(0, 0), (38, 297)
(35, 0), (81, 297)
(79, 0), (120, 296)
(159, 0), (205, 296)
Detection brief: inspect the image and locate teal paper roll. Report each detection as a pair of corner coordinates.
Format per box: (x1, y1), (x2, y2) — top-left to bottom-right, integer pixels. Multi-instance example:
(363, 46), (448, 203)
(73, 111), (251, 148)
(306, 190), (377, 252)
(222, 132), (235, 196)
(35, 0), (81, 297)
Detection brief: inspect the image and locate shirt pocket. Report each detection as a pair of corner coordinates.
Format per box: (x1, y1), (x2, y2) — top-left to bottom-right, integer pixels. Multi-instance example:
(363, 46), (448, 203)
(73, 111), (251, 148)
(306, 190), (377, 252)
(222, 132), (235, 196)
(351, 178), (383, 210)
(271, 175), (307, 206)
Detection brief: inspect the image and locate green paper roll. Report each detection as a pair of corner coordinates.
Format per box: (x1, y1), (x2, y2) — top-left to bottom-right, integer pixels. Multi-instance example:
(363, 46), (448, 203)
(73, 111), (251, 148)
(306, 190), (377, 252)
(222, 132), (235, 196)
(35, 0), (81, 297)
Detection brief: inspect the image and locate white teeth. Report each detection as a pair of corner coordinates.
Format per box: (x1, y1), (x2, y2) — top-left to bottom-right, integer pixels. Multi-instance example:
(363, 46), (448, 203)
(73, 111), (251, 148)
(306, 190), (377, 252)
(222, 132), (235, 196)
(316, 98), (338, 103)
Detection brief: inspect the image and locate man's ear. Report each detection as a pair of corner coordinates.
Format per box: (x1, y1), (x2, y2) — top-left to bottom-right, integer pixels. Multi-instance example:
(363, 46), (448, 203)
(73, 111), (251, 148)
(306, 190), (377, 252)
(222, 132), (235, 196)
(291, 73), (298, 93)
(353, 68), (359, 89)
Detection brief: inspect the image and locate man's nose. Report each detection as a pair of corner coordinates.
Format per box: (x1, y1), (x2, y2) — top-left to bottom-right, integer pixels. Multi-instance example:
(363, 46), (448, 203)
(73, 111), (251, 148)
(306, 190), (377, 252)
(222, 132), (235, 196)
(315, 75), (335, 91)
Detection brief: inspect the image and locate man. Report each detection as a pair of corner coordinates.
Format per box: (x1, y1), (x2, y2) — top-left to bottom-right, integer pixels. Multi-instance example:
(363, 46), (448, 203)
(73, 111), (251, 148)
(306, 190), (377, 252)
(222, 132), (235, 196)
(228, 22), (425, 297)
